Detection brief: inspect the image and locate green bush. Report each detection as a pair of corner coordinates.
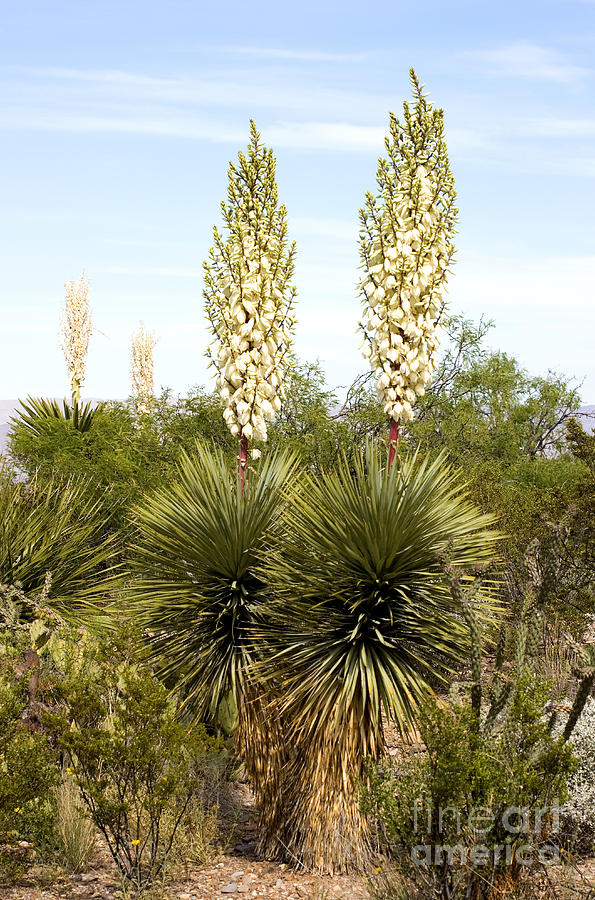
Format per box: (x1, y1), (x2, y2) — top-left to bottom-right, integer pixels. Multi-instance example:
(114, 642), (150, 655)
(0, 585), (63, 880)
(46, 653), (227, 894)
(362, 675), (576, 899)
(0, 709), (59, 864)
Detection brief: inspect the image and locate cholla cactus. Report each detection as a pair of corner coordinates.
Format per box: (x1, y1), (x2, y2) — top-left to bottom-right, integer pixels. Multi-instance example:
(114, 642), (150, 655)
(203, 121), (296, 481)
(562, 697), (595, 848)
(359, 70), (457, 463)
(131, 323), (157, 414)
(60, 272), (93, 405)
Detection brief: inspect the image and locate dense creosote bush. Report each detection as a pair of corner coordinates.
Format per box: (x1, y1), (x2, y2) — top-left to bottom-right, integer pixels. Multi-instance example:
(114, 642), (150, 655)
(362, 676), (577, 900)
(46, 653), (227, 893)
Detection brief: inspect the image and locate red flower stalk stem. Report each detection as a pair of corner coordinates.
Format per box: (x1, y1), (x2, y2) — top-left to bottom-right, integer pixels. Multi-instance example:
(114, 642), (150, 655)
(239, 432), (249, 495)
(388, 418), (399, 472)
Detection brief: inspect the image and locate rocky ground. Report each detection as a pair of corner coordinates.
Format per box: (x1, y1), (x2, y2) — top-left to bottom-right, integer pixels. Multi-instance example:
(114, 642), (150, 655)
(0, 857), (369, 899)
(1, 782), (593, 899)
(0, 782), (370, 900)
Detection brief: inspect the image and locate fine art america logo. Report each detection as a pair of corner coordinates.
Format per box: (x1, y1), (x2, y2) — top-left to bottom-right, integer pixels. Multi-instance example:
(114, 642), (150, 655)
(411, 799), (561, 867)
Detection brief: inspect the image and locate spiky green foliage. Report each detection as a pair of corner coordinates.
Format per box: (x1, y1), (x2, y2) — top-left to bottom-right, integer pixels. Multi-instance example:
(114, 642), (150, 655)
(129, 444), (297, 716)
(260, 445), (500, 873)
(128, 445), (298, 824)
(266, 446), (500, 734)
(12, 396), (98, 436)
(0, 463), (119, 615)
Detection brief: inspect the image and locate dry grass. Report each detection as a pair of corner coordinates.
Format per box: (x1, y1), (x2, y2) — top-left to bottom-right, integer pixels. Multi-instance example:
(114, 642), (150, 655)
(55, 775), (96, 875)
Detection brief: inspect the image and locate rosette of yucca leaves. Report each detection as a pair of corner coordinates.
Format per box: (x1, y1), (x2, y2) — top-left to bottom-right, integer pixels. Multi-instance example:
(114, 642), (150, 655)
(0, 463), (120, 616)
(128, 444), (298, 804)
(12, 396), (98, 436)
(260, 445), (501, 873)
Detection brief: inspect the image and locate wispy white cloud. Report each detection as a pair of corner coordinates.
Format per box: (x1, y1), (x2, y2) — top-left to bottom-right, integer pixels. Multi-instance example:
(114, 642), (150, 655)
(511, 116), (595, 138)
(213, 45), (369, 62)
(0, 107), (389, 153)
(7, 66), (391, 119)
(465, 41), (589, 83)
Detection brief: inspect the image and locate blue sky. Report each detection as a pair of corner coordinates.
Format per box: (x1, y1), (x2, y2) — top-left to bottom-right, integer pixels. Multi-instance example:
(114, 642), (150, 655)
(1, 0), (594, 402)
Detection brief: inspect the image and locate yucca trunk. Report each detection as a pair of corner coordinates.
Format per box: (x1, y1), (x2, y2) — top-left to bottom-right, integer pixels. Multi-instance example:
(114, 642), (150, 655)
(272, 698), (380, 873)
(236, 684), (290, 857)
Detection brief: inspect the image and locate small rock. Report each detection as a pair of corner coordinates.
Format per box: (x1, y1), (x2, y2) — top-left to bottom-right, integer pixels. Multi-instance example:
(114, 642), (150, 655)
(231, 870), (244, 879)
(237, 887), (250, 895)
(274, 880), (285, 889)
(81, 873), (98, 883)
(234, 841), (256, 853)
(222, 885), (237, 895)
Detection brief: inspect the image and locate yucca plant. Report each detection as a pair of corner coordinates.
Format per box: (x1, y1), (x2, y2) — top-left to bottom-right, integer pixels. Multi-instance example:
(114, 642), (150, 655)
(0, 463), (119, 617)
(203, 121), (297, 488)
(260, 445), (500, 873)
(359, 71), (457, 466)
(61, 271), (93, 408)
(12, 271), (98, 438)
(128, 444), (298, 810)
(130, 323), (157, 415)
(11, 395), (97, 437)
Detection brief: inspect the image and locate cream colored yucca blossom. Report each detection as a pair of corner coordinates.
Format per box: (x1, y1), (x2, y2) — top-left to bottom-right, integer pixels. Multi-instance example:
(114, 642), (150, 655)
(131, 323), (157, 414)
(60, 272), (93, 404)
(359, 70), (457, 436)
(203, 121), (296, 456)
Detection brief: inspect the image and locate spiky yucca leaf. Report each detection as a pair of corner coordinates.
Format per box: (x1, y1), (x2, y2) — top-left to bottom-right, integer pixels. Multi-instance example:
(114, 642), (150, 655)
(12, 396), (98, 436)
(128, 445), (298, 819)
(266, 446), (500, 735)
(0, 463), (120, 616)
(260, 445), (501, 872)
(128, 444), (298, 719)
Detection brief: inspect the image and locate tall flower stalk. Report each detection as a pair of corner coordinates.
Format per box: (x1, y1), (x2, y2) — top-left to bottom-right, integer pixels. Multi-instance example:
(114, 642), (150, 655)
(203, 121), (297, 491)
(60, 272), (93, 406)
(131, 323), (157, 415)
(359, 70), (457, 467)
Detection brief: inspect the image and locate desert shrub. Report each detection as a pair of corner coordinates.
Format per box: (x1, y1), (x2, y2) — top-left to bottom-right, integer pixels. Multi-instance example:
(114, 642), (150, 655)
(0, 645), (60, 881)
(362, 673), (576, 900)
(46, 657), (226, 894)
(0, 580), (96, 881)
(361, 580), (585, 900)
(8, 391), (234, 527)
(561, 696), (595, 854)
